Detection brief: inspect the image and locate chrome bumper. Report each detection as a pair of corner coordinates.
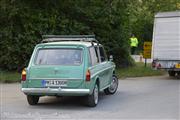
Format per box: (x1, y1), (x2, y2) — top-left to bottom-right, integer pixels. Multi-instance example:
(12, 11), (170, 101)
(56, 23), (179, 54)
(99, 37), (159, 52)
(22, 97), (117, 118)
(22, 88), (90, 95)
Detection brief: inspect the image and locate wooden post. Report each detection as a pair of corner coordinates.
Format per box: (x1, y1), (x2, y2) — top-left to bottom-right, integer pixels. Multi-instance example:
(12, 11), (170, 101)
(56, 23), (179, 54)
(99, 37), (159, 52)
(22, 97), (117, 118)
(145, 58), (147, 67)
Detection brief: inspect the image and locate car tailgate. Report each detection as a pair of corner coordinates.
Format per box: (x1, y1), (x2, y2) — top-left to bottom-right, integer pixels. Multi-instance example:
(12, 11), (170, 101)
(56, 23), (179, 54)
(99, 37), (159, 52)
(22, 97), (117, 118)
(27, 66), (84, 88)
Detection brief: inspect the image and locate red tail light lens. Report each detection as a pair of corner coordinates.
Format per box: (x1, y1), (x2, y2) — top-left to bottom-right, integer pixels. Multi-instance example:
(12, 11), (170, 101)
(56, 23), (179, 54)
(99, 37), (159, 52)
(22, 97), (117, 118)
(157, 63), (161, 68)
(21, 69), (26, 81)
(152, 61), (156, 68)
(86, 70), (91, 82)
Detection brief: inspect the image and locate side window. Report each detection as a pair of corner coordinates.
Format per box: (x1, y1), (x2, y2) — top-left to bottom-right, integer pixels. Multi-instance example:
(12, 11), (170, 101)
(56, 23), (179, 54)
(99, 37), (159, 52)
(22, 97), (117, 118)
(89, 47), (99, 66)
(99, 46), (107, 62)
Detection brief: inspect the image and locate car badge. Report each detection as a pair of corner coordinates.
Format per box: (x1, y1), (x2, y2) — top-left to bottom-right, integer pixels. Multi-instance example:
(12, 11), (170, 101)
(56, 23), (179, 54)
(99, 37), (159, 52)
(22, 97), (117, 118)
(54, 70), (58, 75)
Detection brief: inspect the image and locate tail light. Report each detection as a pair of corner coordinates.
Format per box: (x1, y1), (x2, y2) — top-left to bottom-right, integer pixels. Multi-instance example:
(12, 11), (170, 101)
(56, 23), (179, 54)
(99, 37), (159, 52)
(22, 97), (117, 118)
(157, 63), (161, 68)
(21, 69), (26, 81)
(152, 61), (156, 68)
(86, 70), (91, 82)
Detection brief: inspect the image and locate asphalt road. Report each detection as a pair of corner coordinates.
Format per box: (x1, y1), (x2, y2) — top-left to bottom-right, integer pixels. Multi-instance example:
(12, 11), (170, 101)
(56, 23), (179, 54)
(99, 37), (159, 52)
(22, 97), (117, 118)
(0, 75), (180, 120)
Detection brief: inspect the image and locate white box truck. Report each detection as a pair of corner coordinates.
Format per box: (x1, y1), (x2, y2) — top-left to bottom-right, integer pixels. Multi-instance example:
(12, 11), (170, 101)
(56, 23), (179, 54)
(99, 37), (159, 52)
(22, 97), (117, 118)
(152, 11), (180, 78)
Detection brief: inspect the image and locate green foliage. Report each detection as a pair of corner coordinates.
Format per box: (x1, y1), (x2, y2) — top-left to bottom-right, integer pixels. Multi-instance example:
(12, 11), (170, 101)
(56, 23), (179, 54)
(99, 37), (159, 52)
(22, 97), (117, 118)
(127, 0), (179, 51)
(0, 70), (20, 83)
(0, 0), (179, 71)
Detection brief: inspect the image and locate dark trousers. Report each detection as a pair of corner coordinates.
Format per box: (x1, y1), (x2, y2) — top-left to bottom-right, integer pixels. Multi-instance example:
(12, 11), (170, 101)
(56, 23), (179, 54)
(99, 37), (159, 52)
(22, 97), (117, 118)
(131, 47), (137, 55)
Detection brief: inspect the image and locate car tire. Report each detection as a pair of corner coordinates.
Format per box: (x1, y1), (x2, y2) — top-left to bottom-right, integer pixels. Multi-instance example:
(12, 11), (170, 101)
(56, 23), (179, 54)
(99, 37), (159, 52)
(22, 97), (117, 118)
(27, 95), (39, 105)
(168, 71), (176, 77)
(104, 75), (118, 95)
(86, 84), (99, 107)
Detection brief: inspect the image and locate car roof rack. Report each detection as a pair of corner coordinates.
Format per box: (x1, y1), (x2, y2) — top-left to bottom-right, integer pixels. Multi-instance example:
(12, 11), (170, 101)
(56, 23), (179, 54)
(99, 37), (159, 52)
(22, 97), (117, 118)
(41, 35), (99, 46)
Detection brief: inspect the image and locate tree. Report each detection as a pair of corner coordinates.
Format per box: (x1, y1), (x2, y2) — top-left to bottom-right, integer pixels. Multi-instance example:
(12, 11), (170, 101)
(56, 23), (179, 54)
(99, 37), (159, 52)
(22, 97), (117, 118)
(127, 0), (179, 51)
(0, 0), (179, 71)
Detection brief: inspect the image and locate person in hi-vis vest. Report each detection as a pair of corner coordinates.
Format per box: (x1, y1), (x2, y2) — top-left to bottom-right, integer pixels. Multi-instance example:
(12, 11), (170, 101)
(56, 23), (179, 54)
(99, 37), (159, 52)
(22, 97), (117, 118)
(130, 34), (138, 55)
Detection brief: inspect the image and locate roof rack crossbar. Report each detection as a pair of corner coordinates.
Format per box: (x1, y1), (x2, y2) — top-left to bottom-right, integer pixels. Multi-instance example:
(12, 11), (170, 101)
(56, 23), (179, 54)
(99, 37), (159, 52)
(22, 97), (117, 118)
(42, 35), (95, 39)
(41, 35), (99, 46)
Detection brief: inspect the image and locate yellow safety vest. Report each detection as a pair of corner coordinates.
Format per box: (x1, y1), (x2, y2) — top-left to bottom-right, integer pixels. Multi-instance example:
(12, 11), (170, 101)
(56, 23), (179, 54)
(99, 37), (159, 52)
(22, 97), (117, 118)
(130, 37), (138, 47)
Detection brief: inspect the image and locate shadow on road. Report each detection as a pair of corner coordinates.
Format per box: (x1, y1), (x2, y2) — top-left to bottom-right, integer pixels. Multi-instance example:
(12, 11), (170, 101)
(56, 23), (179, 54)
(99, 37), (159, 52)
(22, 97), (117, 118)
(29, 91), (124, 110)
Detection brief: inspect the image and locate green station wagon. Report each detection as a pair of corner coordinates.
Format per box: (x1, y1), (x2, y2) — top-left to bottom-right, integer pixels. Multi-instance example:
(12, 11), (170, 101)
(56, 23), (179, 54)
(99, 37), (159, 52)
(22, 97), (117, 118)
(21, 35), (118, 107)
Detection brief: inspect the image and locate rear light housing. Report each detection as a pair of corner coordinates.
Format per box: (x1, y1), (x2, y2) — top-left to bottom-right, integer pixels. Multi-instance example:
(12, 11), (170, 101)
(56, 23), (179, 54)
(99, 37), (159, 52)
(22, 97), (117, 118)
(86, 69), (91, 82)
(152, 61), (162, 69)
(157, 63), (161, 68)
(21, 68), (26, 81)
(152, 61), (156, 68)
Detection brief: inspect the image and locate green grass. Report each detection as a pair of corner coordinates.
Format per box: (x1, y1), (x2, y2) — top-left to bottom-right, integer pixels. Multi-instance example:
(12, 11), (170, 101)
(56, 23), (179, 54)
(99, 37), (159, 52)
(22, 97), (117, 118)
(116, 62), (166, 78)
(0, 63), (165, 83)
(0, 71), (21, 83)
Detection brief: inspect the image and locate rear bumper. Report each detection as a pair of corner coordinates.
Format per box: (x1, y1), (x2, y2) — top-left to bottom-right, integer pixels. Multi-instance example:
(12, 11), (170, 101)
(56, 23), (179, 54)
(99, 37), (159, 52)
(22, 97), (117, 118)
(152, 60), (180, 70)
(22, 88), (90, 95)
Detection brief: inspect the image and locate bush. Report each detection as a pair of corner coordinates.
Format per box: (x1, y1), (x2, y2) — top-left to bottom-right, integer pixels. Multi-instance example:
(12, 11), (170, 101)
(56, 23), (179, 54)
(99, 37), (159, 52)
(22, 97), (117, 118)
(0, 0), (133, 71)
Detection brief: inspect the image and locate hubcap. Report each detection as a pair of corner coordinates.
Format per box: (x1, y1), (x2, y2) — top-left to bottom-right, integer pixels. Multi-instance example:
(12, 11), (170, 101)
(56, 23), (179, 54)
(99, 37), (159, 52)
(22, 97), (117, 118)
(94, 85), (98, 104)
(109, 76), (118, 93)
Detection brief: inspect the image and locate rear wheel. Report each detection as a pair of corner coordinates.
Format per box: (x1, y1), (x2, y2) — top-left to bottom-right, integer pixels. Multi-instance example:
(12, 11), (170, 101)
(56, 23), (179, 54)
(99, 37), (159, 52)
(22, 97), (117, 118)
(177, 72), (180, 79)
(104, 75), (118, 95)
(168, 71), (176, 77)
(27, 95), (39, 105)
(86, 84), (99, 107)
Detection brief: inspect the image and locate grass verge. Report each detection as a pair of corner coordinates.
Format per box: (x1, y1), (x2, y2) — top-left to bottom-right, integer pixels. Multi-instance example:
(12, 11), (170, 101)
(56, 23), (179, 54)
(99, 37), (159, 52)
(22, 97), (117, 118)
(116, 62), (166, 78)
(0, 71), (20, 83)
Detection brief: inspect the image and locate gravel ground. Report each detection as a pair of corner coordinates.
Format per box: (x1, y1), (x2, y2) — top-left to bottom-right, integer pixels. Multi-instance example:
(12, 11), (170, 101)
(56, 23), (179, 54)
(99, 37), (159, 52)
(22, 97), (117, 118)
(0, 75), (179, 120)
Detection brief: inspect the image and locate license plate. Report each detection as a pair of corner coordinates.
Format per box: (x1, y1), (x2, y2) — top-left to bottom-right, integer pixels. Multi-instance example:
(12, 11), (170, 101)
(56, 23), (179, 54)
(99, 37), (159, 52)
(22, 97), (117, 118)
(43, 80), (67, 87)
(175, 64), (180, 68)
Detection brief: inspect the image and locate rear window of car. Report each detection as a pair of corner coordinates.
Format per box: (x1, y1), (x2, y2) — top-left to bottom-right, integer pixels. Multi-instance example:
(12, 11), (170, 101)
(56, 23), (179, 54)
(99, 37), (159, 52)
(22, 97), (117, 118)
(35, 48), (83, 65)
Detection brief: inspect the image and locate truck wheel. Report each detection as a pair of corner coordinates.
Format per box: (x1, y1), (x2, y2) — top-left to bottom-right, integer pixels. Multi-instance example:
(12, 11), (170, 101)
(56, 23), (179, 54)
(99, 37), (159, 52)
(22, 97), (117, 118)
(86, 84), (99, 107)
(104, 75), (118, 95)
(168, 71), (176, 77)
(177, 72), (180, 79)
(27, 95), (39, 105)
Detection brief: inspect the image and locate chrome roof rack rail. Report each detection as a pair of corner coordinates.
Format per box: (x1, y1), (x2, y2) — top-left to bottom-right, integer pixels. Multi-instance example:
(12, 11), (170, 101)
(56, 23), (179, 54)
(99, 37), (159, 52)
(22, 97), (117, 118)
(42, 35), (95, 39)
(41, 35), (99, 46)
